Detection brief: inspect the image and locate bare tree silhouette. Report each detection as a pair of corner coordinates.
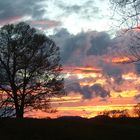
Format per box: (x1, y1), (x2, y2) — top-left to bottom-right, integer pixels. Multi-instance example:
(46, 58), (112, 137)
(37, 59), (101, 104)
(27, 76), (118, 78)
(109, 0), (140, 63)
(0, 22), (65, 118)
(110, 0), (140, 29)
(99, 109), (130, 118)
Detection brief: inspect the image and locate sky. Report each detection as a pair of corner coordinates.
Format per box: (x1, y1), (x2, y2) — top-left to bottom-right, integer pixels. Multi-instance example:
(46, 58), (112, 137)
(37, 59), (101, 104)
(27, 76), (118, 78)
(0, 0), (140, 118)
(0, 0), (113, 34)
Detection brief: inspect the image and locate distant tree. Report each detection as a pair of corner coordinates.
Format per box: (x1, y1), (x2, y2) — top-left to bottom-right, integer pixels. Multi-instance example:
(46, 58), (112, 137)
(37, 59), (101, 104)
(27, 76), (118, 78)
(0, 22), (65, 118)
(99, 109), (130, 118)
(133, 103), (140, 117)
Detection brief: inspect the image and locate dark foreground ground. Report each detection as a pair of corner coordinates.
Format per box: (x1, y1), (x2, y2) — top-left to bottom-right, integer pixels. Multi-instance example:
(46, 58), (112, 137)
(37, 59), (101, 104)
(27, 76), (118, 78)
(0, 117), (140, 140)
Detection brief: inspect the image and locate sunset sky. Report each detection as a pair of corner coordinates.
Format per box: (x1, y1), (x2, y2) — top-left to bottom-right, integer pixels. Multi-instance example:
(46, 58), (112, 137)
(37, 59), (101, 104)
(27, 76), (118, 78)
(1, 0), (140, 118)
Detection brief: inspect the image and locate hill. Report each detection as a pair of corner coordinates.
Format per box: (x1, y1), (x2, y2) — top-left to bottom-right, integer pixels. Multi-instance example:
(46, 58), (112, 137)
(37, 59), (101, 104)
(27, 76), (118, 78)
(0, 117), (140, 140)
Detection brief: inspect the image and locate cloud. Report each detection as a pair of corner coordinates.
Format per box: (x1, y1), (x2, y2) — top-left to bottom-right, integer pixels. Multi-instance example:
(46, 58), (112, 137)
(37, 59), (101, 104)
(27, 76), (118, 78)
(51, 28), (138, 100)
(0, 16), (23, 25)
(52, 29), (112, 65)
(52, 28), (135, 78)
(109, 29), (140, 62)
(58, 31), (87, 64)
(87, 32), (111, 55)
(135, 63), (140, 74)
(0, 0), (46, 22)
(29, 20), (61, 29)
(108, 29), (140, 78)
(91, 84), (110, 98)
(62, 34), (86, 63)
(57, 4), (81, 14)
(53, 28), (71, 38)
(0, 0), (63, 30)
(134, 94), (140, 101)
(66, 82), (110, 99)
(99, 61), (124, 84)
(54, 0), (99, 20)
(66, 82), (82, 93)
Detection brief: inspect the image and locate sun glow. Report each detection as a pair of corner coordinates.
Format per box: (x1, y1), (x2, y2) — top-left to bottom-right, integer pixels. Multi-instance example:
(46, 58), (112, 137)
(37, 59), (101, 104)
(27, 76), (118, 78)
(79, 78), (106, 86)
(63, 66), (102, 79)
(112, 56), (130, 63)
(27, 103), (136, 118)
(122, 72), (137, 80)
(111, 90), (138, 98)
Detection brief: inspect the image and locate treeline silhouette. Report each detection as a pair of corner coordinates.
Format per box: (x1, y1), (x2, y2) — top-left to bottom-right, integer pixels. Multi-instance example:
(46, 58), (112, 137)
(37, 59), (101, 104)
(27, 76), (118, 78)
(98, 103), (140, 118)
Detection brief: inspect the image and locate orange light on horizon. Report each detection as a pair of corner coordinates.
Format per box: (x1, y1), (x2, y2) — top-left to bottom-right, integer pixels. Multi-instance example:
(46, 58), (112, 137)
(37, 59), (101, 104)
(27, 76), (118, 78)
(111, 90), (138, 98)
(63, 66), (102, 79)
(25, 103), (137, 119)
(74, 66), (102, 72)
(63, 66), (102, 73)
(79, 79), (106, 86)
(112, 56), (130, 63)
(122, 72), (137, 80)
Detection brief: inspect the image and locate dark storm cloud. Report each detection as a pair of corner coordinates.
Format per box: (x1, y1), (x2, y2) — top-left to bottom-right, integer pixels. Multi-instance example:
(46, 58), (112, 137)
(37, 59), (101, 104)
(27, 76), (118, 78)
(50, 28), (72, 50)
(52, 29), (112, 64)
(87, 32), (111, 55)
(82, 86), (93, 99)
(62, 33), (86, 62)
(66, 82), (82, 93)
(54, 28), (71, 38)
(0, 0), (46, 20)
(91, 84), (110, 98)
(59, 32), (87, 64)
(66, 82), (110, 99)
(101, 62), (123, 84)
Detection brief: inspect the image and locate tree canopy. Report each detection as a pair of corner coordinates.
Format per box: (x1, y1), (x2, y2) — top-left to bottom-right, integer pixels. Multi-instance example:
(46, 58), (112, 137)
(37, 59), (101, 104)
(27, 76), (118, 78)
(0, 22), (65, 118)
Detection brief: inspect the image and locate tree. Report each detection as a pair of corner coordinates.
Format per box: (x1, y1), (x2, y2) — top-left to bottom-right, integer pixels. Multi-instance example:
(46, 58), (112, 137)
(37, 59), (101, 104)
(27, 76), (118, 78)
(99, 109), (130, 118)
(109, 0), (140, 63)
(133, 103), (140, 117)
(0, 22), (65, 118)
(110, 0), (140, 29)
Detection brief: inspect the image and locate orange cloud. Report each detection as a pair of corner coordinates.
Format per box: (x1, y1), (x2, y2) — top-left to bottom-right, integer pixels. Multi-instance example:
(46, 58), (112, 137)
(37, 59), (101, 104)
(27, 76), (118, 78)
(63, 66), (102, 79)
(112, 56), (131, 63)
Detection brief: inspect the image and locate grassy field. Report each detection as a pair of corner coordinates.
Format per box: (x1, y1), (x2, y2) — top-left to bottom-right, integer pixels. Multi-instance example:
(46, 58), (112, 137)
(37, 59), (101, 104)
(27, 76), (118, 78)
(0, 117), (140, 140)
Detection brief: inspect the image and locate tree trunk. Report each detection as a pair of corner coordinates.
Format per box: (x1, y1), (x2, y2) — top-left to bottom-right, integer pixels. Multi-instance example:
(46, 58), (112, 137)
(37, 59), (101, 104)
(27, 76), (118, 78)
(13, 92), (24, 118)
(12, 83), (24, 118)
(16, 107), (24, 118)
